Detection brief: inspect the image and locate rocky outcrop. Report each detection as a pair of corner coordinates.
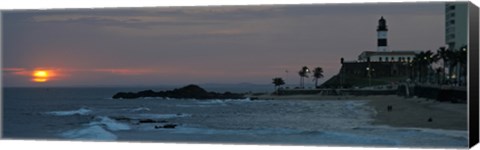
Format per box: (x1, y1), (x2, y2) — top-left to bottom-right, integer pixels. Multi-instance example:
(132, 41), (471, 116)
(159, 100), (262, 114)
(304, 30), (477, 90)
(155, 124), (177, 129)
(112, 84), (245, 100)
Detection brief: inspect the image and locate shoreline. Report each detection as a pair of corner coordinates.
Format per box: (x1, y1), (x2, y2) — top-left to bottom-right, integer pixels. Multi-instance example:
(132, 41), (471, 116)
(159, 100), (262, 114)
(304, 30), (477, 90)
(250, 94), (467, 131)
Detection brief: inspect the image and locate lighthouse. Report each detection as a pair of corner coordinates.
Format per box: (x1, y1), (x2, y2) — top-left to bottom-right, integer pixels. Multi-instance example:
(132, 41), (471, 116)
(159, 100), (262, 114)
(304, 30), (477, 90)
(377, 16), (388, 51)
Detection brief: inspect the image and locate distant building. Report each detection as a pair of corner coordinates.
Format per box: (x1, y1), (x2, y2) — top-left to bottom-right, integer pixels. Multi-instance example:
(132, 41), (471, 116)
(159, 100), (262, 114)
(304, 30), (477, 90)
(326, 17), (422, 88)
(358, 51), (416, 63)
(445, 2), (468, 85)
(357, 17), (417, 63)
(445, 2), (468, 50)
(377, 16), (388, 51)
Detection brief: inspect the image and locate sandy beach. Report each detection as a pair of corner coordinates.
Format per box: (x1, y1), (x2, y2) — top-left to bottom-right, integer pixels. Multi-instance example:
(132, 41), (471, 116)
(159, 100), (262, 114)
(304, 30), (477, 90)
(252, 94), (467, 130)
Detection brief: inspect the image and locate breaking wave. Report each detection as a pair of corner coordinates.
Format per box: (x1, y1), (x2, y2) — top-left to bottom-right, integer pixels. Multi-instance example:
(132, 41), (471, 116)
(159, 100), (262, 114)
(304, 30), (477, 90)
(88, 116), (131, 131)
(131, 113), (192, 120)
(129, 107), (151, 112)
(46, 108), (92, 116)
(60, 125), (117, 141)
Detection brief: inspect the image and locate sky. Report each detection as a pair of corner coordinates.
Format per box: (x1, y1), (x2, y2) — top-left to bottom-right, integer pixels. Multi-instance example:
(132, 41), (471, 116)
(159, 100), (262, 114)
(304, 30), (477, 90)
(2, 2), (446, 87)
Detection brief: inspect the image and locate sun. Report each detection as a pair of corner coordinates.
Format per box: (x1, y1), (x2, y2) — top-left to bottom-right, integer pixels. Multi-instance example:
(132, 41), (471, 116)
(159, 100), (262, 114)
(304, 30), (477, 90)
(33, 78), (48, 82)
(32, 70), (52, 82)
(34, 71), (48, 78)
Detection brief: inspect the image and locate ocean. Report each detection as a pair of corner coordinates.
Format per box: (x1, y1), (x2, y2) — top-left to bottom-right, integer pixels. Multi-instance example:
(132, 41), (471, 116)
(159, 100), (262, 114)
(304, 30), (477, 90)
(1, 87), (468, 148)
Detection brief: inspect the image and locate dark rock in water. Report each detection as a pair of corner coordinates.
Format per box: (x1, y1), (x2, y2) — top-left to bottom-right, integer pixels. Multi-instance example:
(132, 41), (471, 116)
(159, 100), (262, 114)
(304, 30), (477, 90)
(138, 119), (158, 123)
(112, 92), (140, 99)
(112, 84), (245, 100)
(138, 119), (168, 123)
(154, 124), (177, 129)
(111, 116), (132, 121)
(163, 124), (177, 129)
(428, 117), (433, 122)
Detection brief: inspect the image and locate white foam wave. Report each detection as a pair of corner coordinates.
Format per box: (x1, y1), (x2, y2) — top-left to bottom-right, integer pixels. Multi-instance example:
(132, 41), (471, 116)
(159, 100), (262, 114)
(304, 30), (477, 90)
(136, 113), (191, 119)
(192, 98), (254, 105)
(158, 125), (303, 135)
(46, 108), (92, 116)
(60, 125), (117, 141)
(363, 125), (468, 139)
(314, 131), (400, 145)
(89, 116), (131, 131)
(129, 107), (150, 112)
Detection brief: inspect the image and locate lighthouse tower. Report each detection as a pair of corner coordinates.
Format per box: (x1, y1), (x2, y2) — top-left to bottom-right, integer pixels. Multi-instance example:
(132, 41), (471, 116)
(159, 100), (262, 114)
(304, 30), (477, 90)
(377, 16), (388, 51)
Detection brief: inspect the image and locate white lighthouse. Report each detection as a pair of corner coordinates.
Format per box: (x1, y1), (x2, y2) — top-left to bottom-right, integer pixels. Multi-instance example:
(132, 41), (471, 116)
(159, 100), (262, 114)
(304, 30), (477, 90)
(377, 16), (388, 51)
(357, 16), (417, 63)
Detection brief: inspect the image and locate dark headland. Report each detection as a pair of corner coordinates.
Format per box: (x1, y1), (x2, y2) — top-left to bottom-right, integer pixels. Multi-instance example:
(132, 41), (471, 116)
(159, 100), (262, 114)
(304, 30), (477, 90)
(112, 84), (245, 100)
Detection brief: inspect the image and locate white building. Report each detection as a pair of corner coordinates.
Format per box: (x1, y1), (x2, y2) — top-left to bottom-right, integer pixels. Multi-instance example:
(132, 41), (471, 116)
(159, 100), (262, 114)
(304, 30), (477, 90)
(357, 17), (418, 62)
(358, 51), (417, 62)
(445, 2), (468, 84)
(445, 2), (468, 50)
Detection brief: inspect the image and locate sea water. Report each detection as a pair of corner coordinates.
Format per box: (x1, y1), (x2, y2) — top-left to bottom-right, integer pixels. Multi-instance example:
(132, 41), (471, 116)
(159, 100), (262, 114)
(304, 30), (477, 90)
(2, 87), (468, 148)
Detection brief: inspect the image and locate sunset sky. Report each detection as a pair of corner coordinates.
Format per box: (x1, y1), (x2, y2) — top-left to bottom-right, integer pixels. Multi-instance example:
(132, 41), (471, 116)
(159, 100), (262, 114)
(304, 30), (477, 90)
(2, 2), (445, 87)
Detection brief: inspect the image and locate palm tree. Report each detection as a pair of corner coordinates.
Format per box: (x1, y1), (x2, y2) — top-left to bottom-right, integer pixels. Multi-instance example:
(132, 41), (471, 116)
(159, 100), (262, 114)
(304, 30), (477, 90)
(298, 66), (310, 89)
(435, 67), (443, 84)
(413, 52), (426, 82)
(437, 47), (449, 84)
(446, 49), (459, 84)
(272, 77), (285, 95)
(428, 51), (440, 83)
(312, 67), (324, 88)
(413, 50), (436, 83)
(457, 46), (467, 86)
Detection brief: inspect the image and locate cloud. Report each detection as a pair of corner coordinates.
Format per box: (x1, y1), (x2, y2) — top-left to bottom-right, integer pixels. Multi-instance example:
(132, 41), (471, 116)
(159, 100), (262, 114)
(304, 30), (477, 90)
(91, 68), (155, 75)
(205, 28), (250, 35)
(3, 67), (157, 77)
(32, 14), (178, 24)
(99, 22), (254, 37)
(138, 5), (284, 15)
(2, 67), (30, 76)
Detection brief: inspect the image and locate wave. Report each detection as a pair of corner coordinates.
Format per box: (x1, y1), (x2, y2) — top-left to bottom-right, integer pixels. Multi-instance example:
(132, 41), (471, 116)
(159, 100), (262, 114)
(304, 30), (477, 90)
(45, 108), (92, 116)
(129, 107), (151, 112)
(136, 113), (191, 119)
(60, 125), (117, 141)
(59, 116), (130, 141)
(89, 116), (131, 131)
(310, 130), (400, 146)
(152, 125), (304, 135)
(357, 125), (468, 139)
(178, 98), (255, 107)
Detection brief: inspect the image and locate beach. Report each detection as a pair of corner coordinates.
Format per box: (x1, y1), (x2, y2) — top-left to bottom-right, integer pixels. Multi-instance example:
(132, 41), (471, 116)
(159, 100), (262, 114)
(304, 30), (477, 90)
(253, 94), (467, 131)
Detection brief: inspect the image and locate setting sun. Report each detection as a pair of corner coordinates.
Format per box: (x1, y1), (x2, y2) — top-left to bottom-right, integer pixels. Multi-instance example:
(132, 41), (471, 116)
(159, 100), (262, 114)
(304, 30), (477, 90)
(32, 70), (53, 82)
(34, 70), (48, 78)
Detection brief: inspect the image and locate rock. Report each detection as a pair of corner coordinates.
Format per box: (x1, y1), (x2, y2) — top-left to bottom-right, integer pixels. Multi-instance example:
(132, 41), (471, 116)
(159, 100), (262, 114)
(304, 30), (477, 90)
(163, 124), (177, 129)
(111, 116), (132, 121)
(112, 84), (245, 100)
(138, 119), (168, 123)
(139, 119), (158, 123)
(112, 92), (140, 99)
(154, 124), (177, 129)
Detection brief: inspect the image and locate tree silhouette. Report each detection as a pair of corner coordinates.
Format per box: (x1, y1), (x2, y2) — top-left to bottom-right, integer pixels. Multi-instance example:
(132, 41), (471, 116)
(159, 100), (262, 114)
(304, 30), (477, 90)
(298, 66), (310, 89)
(437, 47), (449, 84)
(272, 77), (285, 95)
(413, 50), (436, 83)
(312, 67), (324, 88)
(435, 67), (443, 84)
(445, 48), (461, 85)
(457, 46), (467, 86)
